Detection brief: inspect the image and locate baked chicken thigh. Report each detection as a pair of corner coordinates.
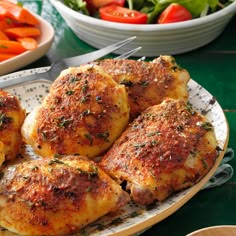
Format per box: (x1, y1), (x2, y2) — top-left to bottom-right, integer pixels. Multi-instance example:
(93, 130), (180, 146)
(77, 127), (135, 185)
(0, 90), (25, 165)
(100, 98), (218, 205)
(0, 155), (130, 235)
(95, 55), (190, 120)
(21, 65), (129, 159)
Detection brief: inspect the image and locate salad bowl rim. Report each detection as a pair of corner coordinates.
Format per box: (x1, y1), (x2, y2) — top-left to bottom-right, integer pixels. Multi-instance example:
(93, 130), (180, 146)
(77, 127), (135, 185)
(50, 0), (236, 31)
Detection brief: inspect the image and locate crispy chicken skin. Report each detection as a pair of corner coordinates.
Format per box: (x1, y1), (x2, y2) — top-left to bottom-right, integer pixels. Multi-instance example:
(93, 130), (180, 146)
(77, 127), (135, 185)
(0, 155), (130, 235)
(94, 55), (190, 120)
(21, 65), (129, 158)
(100, 98), (218, 205)
(0, 90), (25, 165)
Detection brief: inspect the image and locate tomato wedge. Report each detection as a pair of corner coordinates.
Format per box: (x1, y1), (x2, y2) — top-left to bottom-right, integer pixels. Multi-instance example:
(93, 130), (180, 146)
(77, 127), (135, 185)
(99, 5), (147, 24)
(157, 3), (192, 24)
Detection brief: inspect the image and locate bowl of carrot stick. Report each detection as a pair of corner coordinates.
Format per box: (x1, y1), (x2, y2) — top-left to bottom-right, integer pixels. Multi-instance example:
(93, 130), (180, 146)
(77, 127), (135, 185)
(0, 0), (55, 76)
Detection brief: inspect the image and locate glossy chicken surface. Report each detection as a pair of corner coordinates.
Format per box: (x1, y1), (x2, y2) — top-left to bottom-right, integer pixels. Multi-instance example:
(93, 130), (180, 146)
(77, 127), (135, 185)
(0, 90), (25, 165)
(0, 155), (130, 235)
(95, 55), (190, 120)
(21, 65), (129, 159)
(100, 98), (218, 205)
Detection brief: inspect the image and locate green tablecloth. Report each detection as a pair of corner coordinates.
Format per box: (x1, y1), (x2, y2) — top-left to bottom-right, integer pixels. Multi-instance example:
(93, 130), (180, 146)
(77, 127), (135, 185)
(9, 1), (236, 235)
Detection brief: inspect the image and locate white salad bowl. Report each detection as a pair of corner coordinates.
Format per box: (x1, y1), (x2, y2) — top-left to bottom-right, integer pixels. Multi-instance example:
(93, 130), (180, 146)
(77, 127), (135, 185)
(49, 0), (236, 57)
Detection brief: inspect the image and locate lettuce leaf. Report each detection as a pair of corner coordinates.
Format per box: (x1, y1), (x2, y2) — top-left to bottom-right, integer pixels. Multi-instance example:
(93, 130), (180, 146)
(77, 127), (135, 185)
(134, 0), (221, 23)
(64, 0), (89, 15)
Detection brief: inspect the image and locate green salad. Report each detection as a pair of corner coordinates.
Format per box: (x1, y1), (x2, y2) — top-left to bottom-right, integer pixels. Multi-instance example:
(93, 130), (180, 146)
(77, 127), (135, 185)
(64, 0), (236, 24)
(134, 0), (236, 23)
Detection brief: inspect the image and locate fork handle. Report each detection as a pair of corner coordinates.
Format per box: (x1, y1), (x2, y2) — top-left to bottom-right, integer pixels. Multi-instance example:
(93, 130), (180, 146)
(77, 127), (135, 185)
(0, 71), (50, 89)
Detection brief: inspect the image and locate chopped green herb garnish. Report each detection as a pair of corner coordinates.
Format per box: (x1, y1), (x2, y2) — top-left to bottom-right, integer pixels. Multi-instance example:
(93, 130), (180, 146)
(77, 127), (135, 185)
(66, 90), (74, 95)
(150, 140), (158, 146)
(54, 153), (63, 159)
(77, 164), (98, 180)
(133, 143), (146, 149)
(96, 96), (102, 103)
(201, 159), (208, 169)
(119, 79), (133, 87)
(0, 113), (12, 129)
(6, 18), (13, 25)
(48, 159), (65, 165)
(86, 186), (92, 192)
(69, 75), (80, 83)
(81, 95), (90, 103)
(96, 131), (109, 142)
(147, 131), (161, 137)
(177, 125), (184, 132)
(41, 131), (48, 141)
(82, 81), (88, 93)
(58, 116), (72, 128)
(84, 133), (93, 145)
(82, 110), (91, 116)
(0, 44), (8, 49)
(186, 102), (196, 115)
(197, 121), (213, 131)
(31, 166), (39, 171)
(138, 81), (149, 87)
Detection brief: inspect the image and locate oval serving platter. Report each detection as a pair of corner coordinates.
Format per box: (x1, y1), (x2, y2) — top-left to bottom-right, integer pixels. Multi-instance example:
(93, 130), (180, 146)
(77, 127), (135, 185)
(0, 68), (229, 236)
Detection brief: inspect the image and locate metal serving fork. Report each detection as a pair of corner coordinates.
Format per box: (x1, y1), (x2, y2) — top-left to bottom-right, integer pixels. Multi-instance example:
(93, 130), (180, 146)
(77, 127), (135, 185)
(0, 36), (141, 89)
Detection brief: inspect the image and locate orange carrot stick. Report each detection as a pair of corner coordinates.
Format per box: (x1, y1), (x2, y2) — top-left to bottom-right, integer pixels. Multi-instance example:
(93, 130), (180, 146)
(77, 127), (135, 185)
(4, 26), (41, 38)
(0, 18), (24, 31)
(0, 18), (13, 30)
(0, 40), (26, 54)
(0, 1), (39, 25)
(0, 52), (17, 62)
(0, 30), (9, 40)
(17, 37), (38, 50)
